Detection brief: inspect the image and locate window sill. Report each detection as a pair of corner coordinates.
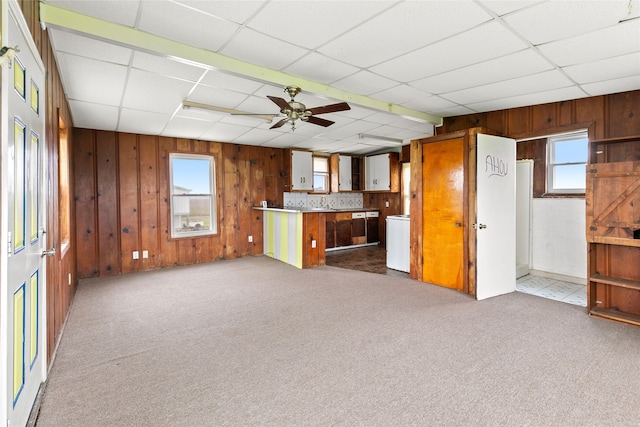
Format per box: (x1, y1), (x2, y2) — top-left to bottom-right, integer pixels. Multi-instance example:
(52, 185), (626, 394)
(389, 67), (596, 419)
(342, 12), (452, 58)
(540, 193), (585, 199)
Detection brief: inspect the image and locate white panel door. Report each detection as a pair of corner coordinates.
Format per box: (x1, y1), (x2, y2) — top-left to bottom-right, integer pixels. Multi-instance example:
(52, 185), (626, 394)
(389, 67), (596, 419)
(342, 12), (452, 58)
(475, 134), (516, 300)
(1, 1), (48, 425)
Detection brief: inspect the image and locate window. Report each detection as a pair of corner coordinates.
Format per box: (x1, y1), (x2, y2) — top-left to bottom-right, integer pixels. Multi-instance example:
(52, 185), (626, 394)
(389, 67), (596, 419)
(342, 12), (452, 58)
(169, 153), (216, 238)
(402, 162), (410, 215)
(313, 156), (329, 193)
(547, 131), (588, 194)
(58, 115), (70, 251)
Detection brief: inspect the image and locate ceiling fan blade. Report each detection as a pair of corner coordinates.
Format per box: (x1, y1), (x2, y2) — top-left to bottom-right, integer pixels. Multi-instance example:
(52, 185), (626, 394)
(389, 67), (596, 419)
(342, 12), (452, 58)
(182, 101), (273, 122)
(306, 116), (334, 127)
(306, 102), (351, 115)
(270, 117), (289, 129)
(231, 112), (280, 120)
(267, 96), (291, 111)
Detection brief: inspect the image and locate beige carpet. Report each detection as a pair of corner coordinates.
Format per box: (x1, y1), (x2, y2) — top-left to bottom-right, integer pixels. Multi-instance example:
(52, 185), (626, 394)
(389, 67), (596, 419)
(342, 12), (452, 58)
(36, 256), (640, 426)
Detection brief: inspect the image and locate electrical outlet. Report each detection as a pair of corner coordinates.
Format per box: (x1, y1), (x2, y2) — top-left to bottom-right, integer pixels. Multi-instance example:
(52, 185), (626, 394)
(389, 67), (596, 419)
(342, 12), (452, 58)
(248, 235), (253, 243)
(311, 240), (316, 248)
(385, 201), (390, 207)
(143, 250), (148, 259)
(133, 251), (139, 259)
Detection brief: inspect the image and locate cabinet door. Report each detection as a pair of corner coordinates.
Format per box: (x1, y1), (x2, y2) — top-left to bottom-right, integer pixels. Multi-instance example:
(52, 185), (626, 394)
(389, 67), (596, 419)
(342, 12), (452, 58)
(336, 220), (352, 247)
(291, 150), (313, 191)
(352, 217), (366, 244)
(365, 154), (391, 191)
(367, 217), (379, 243)
(339, 155), (352, 191)
(325, 219), (336, 249)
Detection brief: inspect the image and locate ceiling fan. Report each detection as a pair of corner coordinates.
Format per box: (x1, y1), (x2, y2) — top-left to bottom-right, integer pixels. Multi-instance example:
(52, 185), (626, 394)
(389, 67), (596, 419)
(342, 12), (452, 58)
(235, 86), (351, 131)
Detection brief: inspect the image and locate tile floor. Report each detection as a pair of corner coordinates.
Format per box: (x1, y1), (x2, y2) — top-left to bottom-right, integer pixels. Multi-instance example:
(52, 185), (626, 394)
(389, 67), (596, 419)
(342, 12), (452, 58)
(516, 275), (587, 307)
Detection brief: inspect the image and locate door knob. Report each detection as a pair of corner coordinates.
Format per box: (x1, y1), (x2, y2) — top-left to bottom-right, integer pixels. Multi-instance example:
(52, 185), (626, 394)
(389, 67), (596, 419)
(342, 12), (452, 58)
(455, 222), (462, 227)
(472, 223), (487, 230)
(41, 248), (56, 257)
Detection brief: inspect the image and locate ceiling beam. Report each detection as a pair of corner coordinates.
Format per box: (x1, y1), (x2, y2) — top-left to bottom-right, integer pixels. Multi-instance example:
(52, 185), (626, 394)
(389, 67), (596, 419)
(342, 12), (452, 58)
(39, 2), (442, 126)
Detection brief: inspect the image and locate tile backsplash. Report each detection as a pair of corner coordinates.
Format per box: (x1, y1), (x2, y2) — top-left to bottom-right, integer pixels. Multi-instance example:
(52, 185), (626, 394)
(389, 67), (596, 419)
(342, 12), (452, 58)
(283, 192), (363, 210)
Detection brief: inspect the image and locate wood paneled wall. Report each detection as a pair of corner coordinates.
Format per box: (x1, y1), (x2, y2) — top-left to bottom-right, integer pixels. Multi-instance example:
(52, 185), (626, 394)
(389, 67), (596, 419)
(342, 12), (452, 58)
(8, 0), (77, 366)
(439, 91), (640, 197)
(73, 129), (286, 278)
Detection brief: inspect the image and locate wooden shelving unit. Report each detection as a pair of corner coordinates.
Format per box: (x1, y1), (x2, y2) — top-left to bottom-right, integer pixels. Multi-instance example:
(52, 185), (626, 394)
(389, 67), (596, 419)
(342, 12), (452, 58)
(586, 135), (640, 327)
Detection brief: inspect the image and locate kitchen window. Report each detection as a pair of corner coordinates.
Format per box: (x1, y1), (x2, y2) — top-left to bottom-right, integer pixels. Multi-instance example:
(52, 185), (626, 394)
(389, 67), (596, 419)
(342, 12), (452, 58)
(547, 131), (588, 194)
(313, 155), (329, 193)
(169, 153), (216, 238)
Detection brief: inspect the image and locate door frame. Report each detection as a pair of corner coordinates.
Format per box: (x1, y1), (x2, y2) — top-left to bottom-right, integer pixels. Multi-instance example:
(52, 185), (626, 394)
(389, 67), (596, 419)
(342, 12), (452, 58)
(411, 127), (497, 297)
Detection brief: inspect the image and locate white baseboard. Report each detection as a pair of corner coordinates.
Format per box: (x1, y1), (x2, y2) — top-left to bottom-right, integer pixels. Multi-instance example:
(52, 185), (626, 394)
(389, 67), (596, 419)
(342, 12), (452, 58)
(528, 269), (585, 285)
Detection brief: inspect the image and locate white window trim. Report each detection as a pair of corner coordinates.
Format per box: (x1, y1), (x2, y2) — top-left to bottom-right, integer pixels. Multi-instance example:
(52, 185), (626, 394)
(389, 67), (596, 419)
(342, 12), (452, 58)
(546, 130), (588, 195)
(169, 153), (217, 238)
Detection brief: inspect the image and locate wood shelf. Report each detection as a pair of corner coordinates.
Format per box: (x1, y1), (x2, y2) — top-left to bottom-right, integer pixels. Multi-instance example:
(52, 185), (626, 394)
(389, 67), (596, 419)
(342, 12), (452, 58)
(589, 307), (640, 327)
(589, 274), (640, 291)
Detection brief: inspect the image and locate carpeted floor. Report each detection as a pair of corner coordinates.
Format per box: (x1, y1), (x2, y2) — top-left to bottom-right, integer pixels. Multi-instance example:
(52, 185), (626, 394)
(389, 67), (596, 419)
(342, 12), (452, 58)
(36, 256), (640, 426)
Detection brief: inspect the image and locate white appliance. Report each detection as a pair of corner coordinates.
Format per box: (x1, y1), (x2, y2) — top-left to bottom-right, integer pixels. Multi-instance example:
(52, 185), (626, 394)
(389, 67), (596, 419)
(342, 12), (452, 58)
(386, 215), (410, 272)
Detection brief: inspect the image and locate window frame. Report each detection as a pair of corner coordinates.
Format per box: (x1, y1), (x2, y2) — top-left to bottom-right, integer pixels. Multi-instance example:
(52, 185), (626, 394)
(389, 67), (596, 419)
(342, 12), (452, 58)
(168, 152), (217, 239)
(312, 155), (330, 194)
(546, 130), (588, 195)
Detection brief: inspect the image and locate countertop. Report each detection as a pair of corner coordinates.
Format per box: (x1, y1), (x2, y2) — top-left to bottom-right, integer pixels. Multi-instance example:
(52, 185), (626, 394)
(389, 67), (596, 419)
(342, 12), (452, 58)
(253, 206), (377, 213)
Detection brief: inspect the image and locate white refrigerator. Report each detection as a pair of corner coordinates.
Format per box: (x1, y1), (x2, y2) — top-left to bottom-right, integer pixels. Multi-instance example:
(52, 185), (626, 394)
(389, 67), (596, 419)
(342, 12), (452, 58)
(386, 215), (410, 272)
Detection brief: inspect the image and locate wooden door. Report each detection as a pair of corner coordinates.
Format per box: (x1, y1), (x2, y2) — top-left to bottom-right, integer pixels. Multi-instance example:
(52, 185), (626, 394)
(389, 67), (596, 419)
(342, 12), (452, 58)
(422, 138), (465, 291)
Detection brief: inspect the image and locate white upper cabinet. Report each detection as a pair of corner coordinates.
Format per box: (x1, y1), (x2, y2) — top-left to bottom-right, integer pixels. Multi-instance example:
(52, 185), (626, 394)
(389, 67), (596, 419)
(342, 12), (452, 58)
(365, 153), (391, 191)
(290, 150), (313, 191)
(338, 155), (352, 191)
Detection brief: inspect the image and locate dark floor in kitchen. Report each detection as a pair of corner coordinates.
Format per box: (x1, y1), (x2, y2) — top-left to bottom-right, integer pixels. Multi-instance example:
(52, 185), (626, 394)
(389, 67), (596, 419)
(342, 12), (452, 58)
(325, 245), (410, 278)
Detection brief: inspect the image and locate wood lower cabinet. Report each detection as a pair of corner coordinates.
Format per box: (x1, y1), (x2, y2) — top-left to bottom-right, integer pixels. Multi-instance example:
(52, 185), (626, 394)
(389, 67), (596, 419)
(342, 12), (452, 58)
(335, 213), (353, 248)
(325, 213), (336, 249)
(352, 214), (366, 245)
(367, 215), (379, 243)
(586, 136), (640, 327)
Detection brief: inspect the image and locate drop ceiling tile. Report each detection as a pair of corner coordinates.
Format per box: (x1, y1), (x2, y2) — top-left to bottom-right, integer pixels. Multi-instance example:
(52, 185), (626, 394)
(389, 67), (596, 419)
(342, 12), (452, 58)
(404, 95), (458, 113)
(49, 29), (132, 65)
(46, 0), (140, 26)
(430, 105), (478, 117)
(466, 86), (587, 112)
(200, 71), (265, 94)
(564, 52), (640, 84)
(284, 53), (359, 85)
(122, 69), (195, 114)
(220, 28), (308, 70)
(292, 137), (342, 152)
(537, 20), (640, 67)
(199, 122), (250, 142)
(57, 53), (128, 106)
(318, 1), (492, 68)
(371, 21), (528, 82)
(221, 114), (275, 127)
(371, 84), (434, 105)
(582, 75), (640, 96)
(235, 94), (281, 117)
(137, 1), (240, 52)
(263, 132), (308, 148)
(442, 70), (573, 105)
(412, 49), (553, 95)
(478, 1), (541, 17)
(332, 71), (398, 96)
(68, 100), (119, 130)
(246, 1), (387, 50)
(132, 51), (207, 82)
(187, 85), (250, 109)
(235, 127), (283, 145)
(317, 120), (379, 141)
(161, 116), (213, 140)
(173, 0), (264, 24)
(118, 108), (171, 135)
(503, 1), (629, 45)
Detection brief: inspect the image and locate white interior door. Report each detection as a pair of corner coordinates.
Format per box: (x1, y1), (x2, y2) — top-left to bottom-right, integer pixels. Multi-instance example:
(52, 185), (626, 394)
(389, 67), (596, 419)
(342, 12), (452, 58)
(1, 1), (47, 425)
(476, 134), (516, 300)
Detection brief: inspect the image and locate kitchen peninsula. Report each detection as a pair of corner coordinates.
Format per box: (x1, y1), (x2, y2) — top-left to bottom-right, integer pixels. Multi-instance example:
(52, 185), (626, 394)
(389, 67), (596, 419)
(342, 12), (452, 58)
(254, 206), (379, 269)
